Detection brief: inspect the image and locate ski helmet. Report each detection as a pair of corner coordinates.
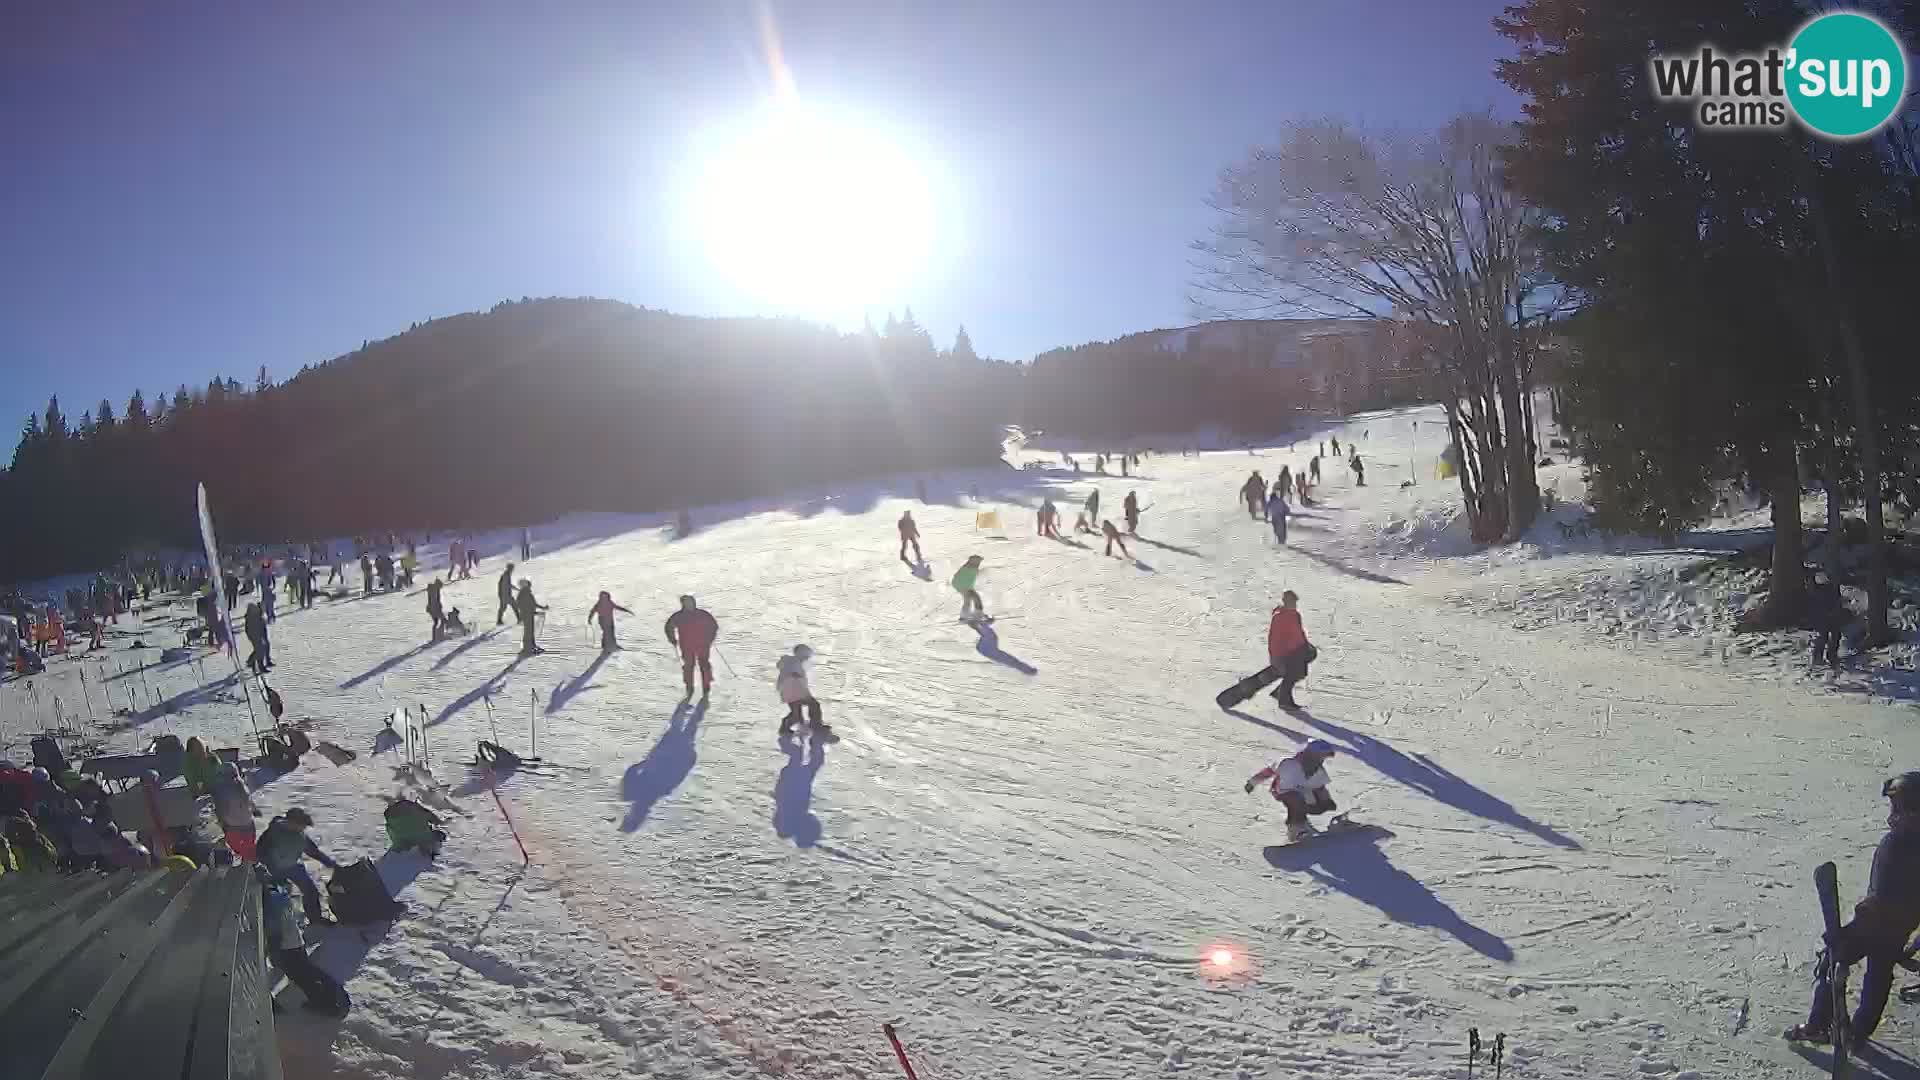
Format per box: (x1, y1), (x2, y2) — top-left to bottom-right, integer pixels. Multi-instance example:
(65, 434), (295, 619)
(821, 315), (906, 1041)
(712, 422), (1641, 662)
(1305, 739), (1336, 757)
(1884, 771), (1920, 811)
(793, 644), (813, 660)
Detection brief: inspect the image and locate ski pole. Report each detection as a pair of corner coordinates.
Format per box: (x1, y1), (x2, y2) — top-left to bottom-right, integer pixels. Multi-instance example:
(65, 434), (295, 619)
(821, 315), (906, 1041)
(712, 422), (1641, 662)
(1467, 1027), (1480, 1078)
(1492, 1033), (1505, 1080)
(484, 691), (500, 745)
(882, 1024), (920, 1080)
(715, 645), (737, 678)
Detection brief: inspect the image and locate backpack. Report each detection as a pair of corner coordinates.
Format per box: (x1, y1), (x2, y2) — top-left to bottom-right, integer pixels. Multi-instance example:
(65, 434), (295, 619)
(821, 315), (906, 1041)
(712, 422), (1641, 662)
(325, 858), (405, 925)
(30, 736), (68, 775)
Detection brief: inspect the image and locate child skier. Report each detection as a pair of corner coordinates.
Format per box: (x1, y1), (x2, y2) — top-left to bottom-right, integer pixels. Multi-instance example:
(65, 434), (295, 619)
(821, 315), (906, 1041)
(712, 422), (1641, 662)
(587, 590), (632, 652)
(1101, 519), (1131, 559)
(1244, 739), (1340, 842)
(898, 510), (923, 565)
(952, 555), (987, 621)
(776, 644), (827, 735)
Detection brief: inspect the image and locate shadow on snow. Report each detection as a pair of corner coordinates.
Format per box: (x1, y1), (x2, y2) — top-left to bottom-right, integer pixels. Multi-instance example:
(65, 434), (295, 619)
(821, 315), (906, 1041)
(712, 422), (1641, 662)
(620, 701), (705, 832)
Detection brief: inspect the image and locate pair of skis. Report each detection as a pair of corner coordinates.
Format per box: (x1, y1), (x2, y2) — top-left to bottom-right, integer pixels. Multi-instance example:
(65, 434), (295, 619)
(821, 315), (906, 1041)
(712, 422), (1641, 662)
(1815, 861), (1853, 1078)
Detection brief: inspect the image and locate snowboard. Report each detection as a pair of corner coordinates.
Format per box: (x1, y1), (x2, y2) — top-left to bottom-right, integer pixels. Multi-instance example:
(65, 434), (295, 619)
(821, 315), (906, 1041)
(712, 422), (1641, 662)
(1279, 813), (1380, 846)
(1815, 860), (1853, 1078)
(1216, 664), (1280, 710)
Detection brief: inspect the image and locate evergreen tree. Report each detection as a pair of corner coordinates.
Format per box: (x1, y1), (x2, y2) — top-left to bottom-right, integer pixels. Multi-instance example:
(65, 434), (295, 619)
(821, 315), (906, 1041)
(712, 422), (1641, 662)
(951, 325), (979, 364)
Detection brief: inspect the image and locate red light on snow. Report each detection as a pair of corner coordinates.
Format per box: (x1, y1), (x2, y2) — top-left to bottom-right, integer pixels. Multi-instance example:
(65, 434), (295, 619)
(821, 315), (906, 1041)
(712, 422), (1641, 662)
(1199, 940), (1256, 983)
(1209, 949), (1234, 968)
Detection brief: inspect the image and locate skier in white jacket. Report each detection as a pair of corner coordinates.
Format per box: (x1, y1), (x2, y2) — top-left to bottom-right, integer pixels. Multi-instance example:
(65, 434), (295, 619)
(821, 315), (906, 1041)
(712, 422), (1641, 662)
(776, 644), (827, 736)
(1245, 739), (1339, 842)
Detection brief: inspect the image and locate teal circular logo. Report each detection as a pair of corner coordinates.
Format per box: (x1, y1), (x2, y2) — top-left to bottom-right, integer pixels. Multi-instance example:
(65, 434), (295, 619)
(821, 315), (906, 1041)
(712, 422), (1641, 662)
(1786, 12), (1907, 138)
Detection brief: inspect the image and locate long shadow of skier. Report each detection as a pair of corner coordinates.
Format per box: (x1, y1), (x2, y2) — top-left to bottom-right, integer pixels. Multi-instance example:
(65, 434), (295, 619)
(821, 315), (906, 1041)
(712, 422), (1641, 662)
(1791, 1042), (1920, 1080)
(340, 641), (437, 689)
(620, 701), (705, 832)
(972, 621), (1038, 675)
(431, 628), (502, 671)
(1289, 545), (1405, 585)
(429, 655), (527, 728)
(1264, 830), (1513, 961)
(1294, 711), (1581, 850)
(772, 731), (826, 848)
(547, 650), (613, 714)
(1223, 707), (1309, 742)
(1135, 536), (1205, 558)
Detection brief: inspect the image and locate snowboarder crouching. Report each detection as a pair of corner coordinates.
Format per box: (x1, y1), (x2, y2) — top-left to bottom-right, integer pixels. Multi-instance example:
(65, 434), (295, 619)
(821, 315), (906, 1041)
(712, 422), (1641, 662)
(1246, 739), (1340, 842)
(385, 797), (447, 859)
(776, 644), (826, 735)
(952, 555), (987, 621)
(1785, 771), (1920, 1045)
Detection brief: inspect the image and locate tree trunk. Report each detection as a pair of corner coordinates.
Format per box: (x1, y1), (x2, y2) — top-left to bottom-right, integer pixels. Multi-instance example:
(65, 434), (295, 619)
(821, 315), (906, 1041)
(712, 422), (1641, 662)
(1763, 436), (1807, 626)
(1497, 345), (1541, 540)
(1824, 434), (1844, 590)
(1446, 402), (1481, 530)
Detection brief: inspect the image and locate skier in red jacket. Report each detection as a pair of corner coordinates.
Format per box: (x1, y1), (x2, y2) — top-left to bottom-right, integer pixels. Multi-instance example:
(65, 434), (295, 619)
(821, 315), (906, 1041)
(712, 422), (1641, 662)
(665, 595), (719, 698)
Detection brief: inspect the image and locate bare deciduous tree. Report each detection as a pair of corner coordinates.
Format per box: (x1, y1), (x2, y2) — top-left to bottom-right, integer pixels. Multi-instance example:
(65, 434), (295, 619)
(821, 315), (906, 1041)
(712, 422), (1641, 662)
(1189, 112), (1559, 540)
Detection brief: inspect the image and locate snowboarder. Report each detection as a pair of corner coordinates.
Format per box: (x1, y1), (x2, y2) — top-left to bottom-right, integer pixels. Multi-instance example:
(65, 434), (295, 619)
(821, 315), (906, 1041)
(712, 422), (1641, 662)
(1123, 491), (1141, 535)
(1242, 473), (1266, 519)
(1101, 519), (1131, 559)
(1309, 455), (1322, 485)
(952, 555), (987, 621)
(1245, 739), (1341, 842)
(665, 595), (719, 697)
(587, 590), (632, 652)
(1074, 510), (1096, 535)
(1810, 577), (1849, 671)
(1785, 772), (1920, 1045)
(898, 510), (924, 565)
(513, 580), (547, 656)
(1038, 497), (1061, 539)
(496, 563), (517, 626)
(1267, 590), (1315, 709)
(776, 644), (826, 735)
(1267, 485), (1291, 544)
(426, 578), (446, 640)
(1351, 453), (1365, 487)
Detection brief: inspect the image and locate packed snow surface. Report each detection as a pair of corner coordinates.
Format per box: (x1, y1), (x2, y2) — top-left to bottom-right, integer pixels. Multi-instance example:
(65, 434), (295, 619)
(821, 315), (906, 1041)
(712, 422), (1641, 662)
(11, 404), (1920, 1079)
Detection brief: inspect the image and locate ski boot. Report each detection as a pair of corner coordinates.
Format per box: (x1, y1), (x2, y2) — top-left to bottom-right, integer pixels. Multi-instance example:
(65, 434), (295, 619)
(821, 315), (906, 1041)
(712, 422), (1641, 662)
(1285, 821), (1318, 843)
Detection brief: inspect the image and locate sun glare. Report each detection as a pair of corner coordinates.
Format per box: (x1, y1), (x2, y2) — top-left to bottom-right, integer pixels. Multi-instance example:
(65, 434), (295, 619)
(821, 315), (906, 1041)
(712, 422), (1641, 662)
(685, 103), (934, 312)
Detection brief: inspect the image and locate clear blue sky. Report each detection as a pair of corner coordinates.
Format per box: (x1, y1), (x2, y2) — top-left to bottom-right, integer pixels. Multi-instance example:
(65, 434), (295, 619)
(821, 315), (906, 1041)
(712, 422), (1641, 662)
(0, 1), (1515, 435)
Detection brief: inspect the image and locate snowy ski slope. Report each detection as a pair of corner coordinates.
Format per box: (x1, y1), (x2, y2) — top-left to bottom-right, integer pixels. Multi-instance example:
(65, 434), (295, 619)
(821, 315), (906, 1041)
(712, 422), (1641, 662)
(13, 404), (1920, 1079)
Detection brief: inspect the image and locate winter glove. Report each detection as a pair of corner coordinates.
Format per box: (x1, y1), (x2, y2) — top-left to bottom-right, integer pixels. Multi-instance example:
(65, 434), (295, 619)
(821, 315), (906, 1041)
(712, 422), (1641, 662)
(1243, 781), (1255, 795)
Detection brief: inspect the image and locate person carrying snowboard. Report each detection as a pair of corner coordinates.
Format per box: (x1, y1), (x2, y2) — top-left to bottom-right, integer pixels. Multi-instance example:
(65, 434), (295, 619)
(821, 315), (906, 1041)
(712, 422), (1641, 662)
(496, 563), (517, 626)
(898, 510), (923, 565)
(776, 644), (826, 735)
(1267, 484), (1291, 544)
(513, 579), (547, 656)
(587, 590), (632, 652)
(1268, 590), (1315, 710)
(665, 594), (720, 697)
(1101, 519), (1132, 559)
(1786, 772), (1920, 1045)
(1245, 739), (1340, 842)
(1123, 491), (1141, 535)
(952, 555), (987, 621)
(426, 578), (446, 640)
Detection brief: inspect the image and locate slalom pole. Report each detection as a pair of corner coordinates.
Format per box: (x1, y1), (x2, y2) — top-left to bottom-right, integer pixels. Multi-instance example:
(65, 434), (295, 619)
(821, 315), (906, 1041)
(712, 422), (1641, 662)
(882, 1024), (920, 1080)
(483, 691), (500, 746)
(528, 688), (537, 759)
(78, 667), (94, 723)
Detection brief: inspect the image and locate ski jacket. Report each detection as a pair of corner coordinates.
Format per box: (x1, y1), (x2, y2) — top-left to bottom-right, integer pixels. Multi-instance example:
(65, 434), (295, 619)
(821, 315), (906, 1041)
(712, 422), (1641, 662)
(666, 608), (718, 652)
(211, 775), (253, 830)
(590, 597), (629, 627)
(898, 515), (919, 538)
(1248, 756), (1331, 798)
(776, 654), (812, 703)
(498, 570), (514, 603)
(1268, 606), (1306, 661)
(1266, 493), (1290, 520)
(1854, 825), (1920, 948)
(426, 581), (444, 613)
(513, 587), (542, 622)
(258, 818), (332, 876)
(951, 565), (981, 593)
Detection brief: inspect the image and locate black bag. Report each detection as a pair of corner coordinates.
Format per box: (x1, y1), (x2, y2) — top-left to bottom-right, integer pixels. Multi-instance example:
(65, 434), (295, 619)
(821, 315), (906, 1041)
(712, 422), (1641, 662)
(30, 736), (68, 775)
(150, 734), (184, 756)
(325, 858), (404, 925)
(275, 947), (352, 1017)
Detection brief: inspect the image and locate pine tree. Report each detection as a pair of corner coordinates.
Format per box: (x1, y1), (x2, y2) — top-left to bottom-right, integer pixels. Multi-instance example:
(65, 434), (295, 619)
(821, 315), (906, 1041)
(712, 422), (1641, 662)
(96, 398), (115, 430)
(44, 396), (66, 441)
(255, 365), (271, 393)
(951, 325), (979, 363)
(125, 390), (149, 430)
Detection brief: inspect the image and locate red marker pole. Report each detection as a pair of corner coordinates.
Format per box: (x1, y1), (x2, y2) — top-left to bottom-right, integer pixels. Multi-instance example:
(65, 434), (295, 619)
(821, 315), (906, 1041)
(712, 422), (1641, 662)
(882, 1024), (920, 1080)
(488, 767), (530, 866)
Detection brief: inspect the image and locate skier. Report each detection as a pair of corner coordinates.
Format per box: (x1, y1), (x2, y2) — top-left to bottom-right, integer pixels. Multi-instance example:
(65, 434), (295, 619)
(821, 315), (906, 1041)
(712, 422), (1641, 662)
(898, 510), (924, 565)
(1785, 772), (1920, 1045)
(1241, 473), (1266, 519)
(1310, 455), (1322, 485)
(587, 590), (632, 652)
(1267, 590), (1315, 709)
(1244, 739), (1341, 842)
(1278, 465), (1292, 499)
(1038, 497), (1061, 539)
(243, 601), (272, 674)
(1330, 435), (1340, 456)
(448, 538), (464, 578)
(496, 563), (517, 626)
(665, 595), (719, 697)
(1101, 519), (1132, 559)
(375, 552), (394, 592)
(519, 527), (532, 561)
(1296, 470), (1310, 503)
(1086, 489), (1101, 527)
(513, 579), (547, 656)
(776, 644), (827, 736)
(1074, 510), (1097, 535)
(359, 553), (374, 596)
(1810, 577), (1850, 671)
(400, 544), (418, 588)
(1267, 484), (1291, 544)
(257, 562), (276, 622)
(1123, 491), (1141, 535)
(952, 555), (987, 621)
(425, 578), (446, 641)
(1351, 453), (1365, 487)
(326, 544), (343, 585)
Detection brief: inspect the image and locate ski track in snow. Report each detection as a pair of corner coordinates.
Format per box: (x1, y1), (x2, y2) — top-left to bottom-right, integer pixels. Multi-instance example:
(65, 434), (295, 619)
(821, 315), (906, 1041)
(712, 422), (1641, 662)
(13, 403), (1920, 1079)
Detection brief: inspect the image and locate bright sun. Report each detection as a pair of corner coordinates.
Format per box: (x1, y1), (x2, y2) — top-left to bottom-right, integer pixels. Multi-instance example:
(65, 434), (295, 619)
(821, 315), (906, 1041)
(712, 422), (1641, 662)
(686, 103), (934, 311)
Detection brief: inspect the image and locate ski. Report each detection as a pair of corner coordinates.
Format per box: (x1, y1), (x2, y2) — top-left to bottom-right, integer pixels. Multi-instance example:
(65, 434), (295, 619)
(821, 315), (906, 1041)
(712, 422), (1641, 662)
(1814, 861), (1853, 1079)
